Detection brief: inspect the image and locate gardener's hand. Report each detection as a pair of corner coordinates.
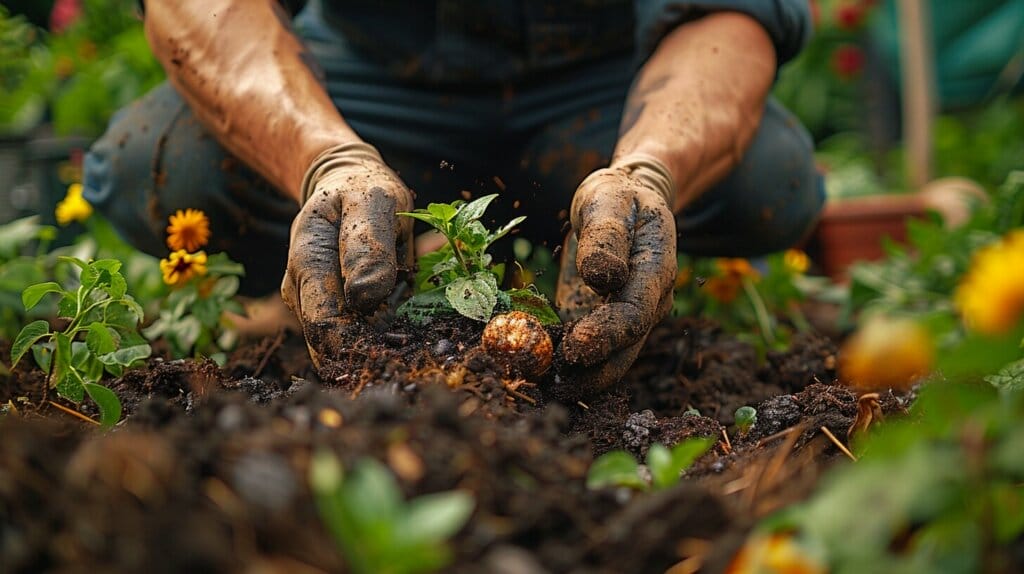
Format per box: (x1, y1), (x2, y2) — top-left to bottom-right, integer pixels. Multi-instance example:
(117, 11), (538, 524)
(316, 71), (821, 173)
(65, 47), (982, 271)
(281, 142), (414, 367)
(556, 154), (677, 394)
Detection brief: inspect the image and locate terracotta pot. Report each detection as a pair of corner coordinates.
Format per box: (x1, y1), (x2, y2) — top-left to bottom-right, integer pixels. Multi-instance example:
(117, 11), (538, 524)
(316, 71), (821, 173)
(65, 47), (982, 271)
(808, 193), (929, 281)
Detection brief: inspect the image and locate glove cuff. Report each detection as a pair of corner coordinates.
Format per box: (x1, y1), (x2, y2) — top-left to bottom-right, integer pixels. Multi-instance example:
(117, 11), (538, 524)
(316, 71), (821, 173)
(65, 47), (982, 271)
(300, 141), (384, 205)
(610, 153), (676, 211)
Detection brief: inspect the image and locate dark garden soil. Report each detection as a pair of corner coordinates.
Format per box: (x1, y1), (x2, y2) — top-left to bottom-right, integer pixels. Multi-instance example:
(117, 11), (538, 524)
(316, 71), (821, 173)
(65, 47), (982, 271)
(0, 315), (911, 574)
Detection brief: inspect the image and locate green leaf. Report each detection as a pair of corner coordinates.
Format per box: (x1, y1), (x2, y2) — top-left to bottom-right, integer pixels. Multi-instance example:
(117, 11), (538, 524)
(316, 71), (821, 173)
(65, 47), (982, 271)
(668, 437), (715, 476)
(56, 371), (85, 403)
(415, 248), (453, 291)
(98, 344), (151, 367)
(206, 253), (245, 277)
(57, 294), (78, 318)
(647, 444), (677, 490)
(445, 273), (498, 322)
(986, 359), (1024, 395)
(489, 215), (527, 244)
(22, 282), (63, 310)
(506, 287), (561, 325)
(586, 450), (645, 490)
(57, 256), (88, 270)
(83, 382), (122, 427)
(11, 320), (51, 367)
(455, 220), (489, 252)
(210, 276), (240, 298)
(427, 202), (459, 223)
(735, 406), (758, 432)
(398, 491), (474, 545)
(397, 288), (456, 326)
(343, 458), (402, 525)
(86, 323), (118, 357)
(454, 194), (498, 228)
(105, 271), (127, 299)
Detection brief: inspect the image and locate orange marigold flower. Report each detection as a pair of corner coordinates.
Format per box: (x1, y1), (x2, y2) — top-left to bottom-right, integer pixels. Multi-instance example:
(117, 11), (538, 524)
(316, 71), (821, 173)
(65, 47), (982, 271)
(726, 532), (826, 574)
(55, 183), (93, 226)
(717, 258), (760, 280)
(783, 249), (810, 274)
(705, 276), (741, 303)
(954, 229), (1024, 335)
(160, 250), (208, 287)
(840, 315), (933, 391)
(166, 208), (211, 252)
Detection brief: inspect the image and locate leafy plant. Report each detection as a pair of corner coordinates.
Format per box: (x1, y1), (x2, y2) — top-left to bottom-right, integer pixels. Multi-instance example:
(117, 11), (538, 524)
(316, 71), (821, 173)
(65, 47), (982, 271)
(734, 406), (757, 435)
(10, 257), (151, 426)
(848, 172), (1024, 326)
(586, 437), (715, 491)
(143, 253), (244, 362)
(309, 452), (475, 574)
(397, 194), (558, 325)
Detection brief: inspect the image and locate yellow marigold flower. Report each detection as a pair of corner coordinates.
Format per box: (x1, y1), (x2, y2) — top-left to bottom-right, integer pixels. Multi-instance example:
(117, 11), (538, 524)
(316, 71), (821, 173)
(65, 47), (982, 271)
(160, 250), (208, 287)
(955, 230), (1024, 335)
(166, 208), (211, 252)
(783, 249), (810, 274)
(717, 258), (760, 281)
(726, 533), (825, 574)
(54, 183), (93, 226)
(840, 315), (933, 391)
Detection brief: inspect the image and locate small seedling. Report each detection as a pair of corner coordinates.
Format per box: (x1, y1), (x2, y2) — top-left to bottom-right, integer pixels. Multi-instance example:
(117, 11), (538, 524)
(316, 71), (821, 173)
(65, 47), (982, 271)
(397, 194), (558, 325)
(10, 257), (151, 426)
(586, 437), (715, 491)
(735, 406), (757, 435)
(309, 452), (474, 574)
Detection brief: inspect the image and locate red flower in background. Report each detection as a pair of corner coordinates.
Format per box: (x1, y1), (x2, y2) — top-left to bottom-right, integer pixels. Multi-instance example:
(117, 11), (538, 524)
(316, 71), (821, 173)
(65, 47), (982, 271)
(836, 2), (866, 30)
(49, 0), (82, 34)
(831, 44), (865, 79)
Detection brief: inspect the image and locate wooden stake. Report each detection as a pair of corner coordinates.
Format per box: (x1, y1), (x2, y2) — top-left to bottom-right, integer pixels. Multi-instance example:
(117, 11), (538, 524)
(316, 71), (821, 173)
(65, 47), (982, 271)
(48, 401), (99, 425)
(897, 0), (937, 187)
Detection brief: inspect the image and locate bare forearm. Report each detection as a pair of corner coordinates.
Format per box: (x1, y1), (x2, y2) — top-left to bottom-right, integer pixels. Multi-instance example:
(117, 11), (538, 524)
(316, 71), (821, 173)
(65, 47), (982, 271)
(145, 0), (360, 202)
(614, 12), (776, 212)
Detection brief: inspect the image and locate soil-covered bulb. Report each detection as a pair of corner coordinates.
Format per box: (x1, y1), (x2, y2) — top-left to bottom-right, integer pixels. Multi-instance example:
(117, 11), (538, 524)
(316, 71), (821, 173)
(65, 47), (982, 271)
(481, 311), (553, 378)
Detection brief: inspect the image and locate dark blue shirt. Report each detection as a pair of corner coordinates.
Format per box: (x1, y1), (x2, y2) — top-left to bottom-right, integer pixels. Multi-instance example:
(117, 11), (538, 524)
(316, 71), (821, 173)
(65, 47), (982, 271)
(320, 0), (811, 84)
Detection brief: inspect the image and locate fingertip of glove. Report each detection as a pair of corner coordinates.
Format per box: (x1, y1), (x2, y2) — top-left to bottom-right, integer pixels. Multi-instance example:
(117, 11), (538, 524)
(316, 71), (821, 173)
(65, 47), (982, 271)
(578, 249), (628, 294)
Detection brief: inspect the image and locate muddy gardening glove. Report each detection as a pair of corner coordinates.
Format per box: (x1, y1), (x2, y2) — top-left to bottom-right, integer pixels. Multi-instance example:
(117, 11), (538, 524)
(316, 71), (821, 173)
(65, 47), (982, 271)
(281, 142), (414, 368)
(555, 154), (677, 395)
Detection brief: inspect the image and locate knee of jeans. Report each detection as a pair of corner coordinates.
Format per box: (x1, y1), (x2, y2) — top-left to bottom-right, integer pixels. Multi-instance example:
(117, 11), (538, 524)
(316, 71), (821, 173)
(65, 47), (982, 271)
(714, 108), (824, 255)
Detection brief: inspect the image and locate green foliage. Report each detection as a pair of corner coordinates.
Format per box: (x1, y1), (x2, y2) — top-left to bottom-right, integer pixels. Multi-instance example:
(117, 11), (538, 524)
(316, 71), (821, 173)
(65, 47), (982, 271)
(0, 216), (56, 339)
(143, 253), (244, 363)
(673, 252), (817, 354)
(0, 1), (164, 136)
(10, 256), (151, 426)
(734, 406), (757, 435)
(397, 194), (557, 325)
(849, 171), (1024, 321)
(586, 437), (715, 491)
(309, 452), (474, 574)
(757, 382), (1024, 573)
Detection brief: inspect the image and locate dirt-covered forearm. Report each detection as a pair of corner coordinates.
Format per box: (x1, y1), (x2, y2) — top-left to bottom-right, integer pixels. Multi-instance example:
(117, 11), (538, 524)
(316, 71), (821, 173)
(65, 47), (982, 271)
(614, 11), (777, 212)
(144, 0), (361, 202)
